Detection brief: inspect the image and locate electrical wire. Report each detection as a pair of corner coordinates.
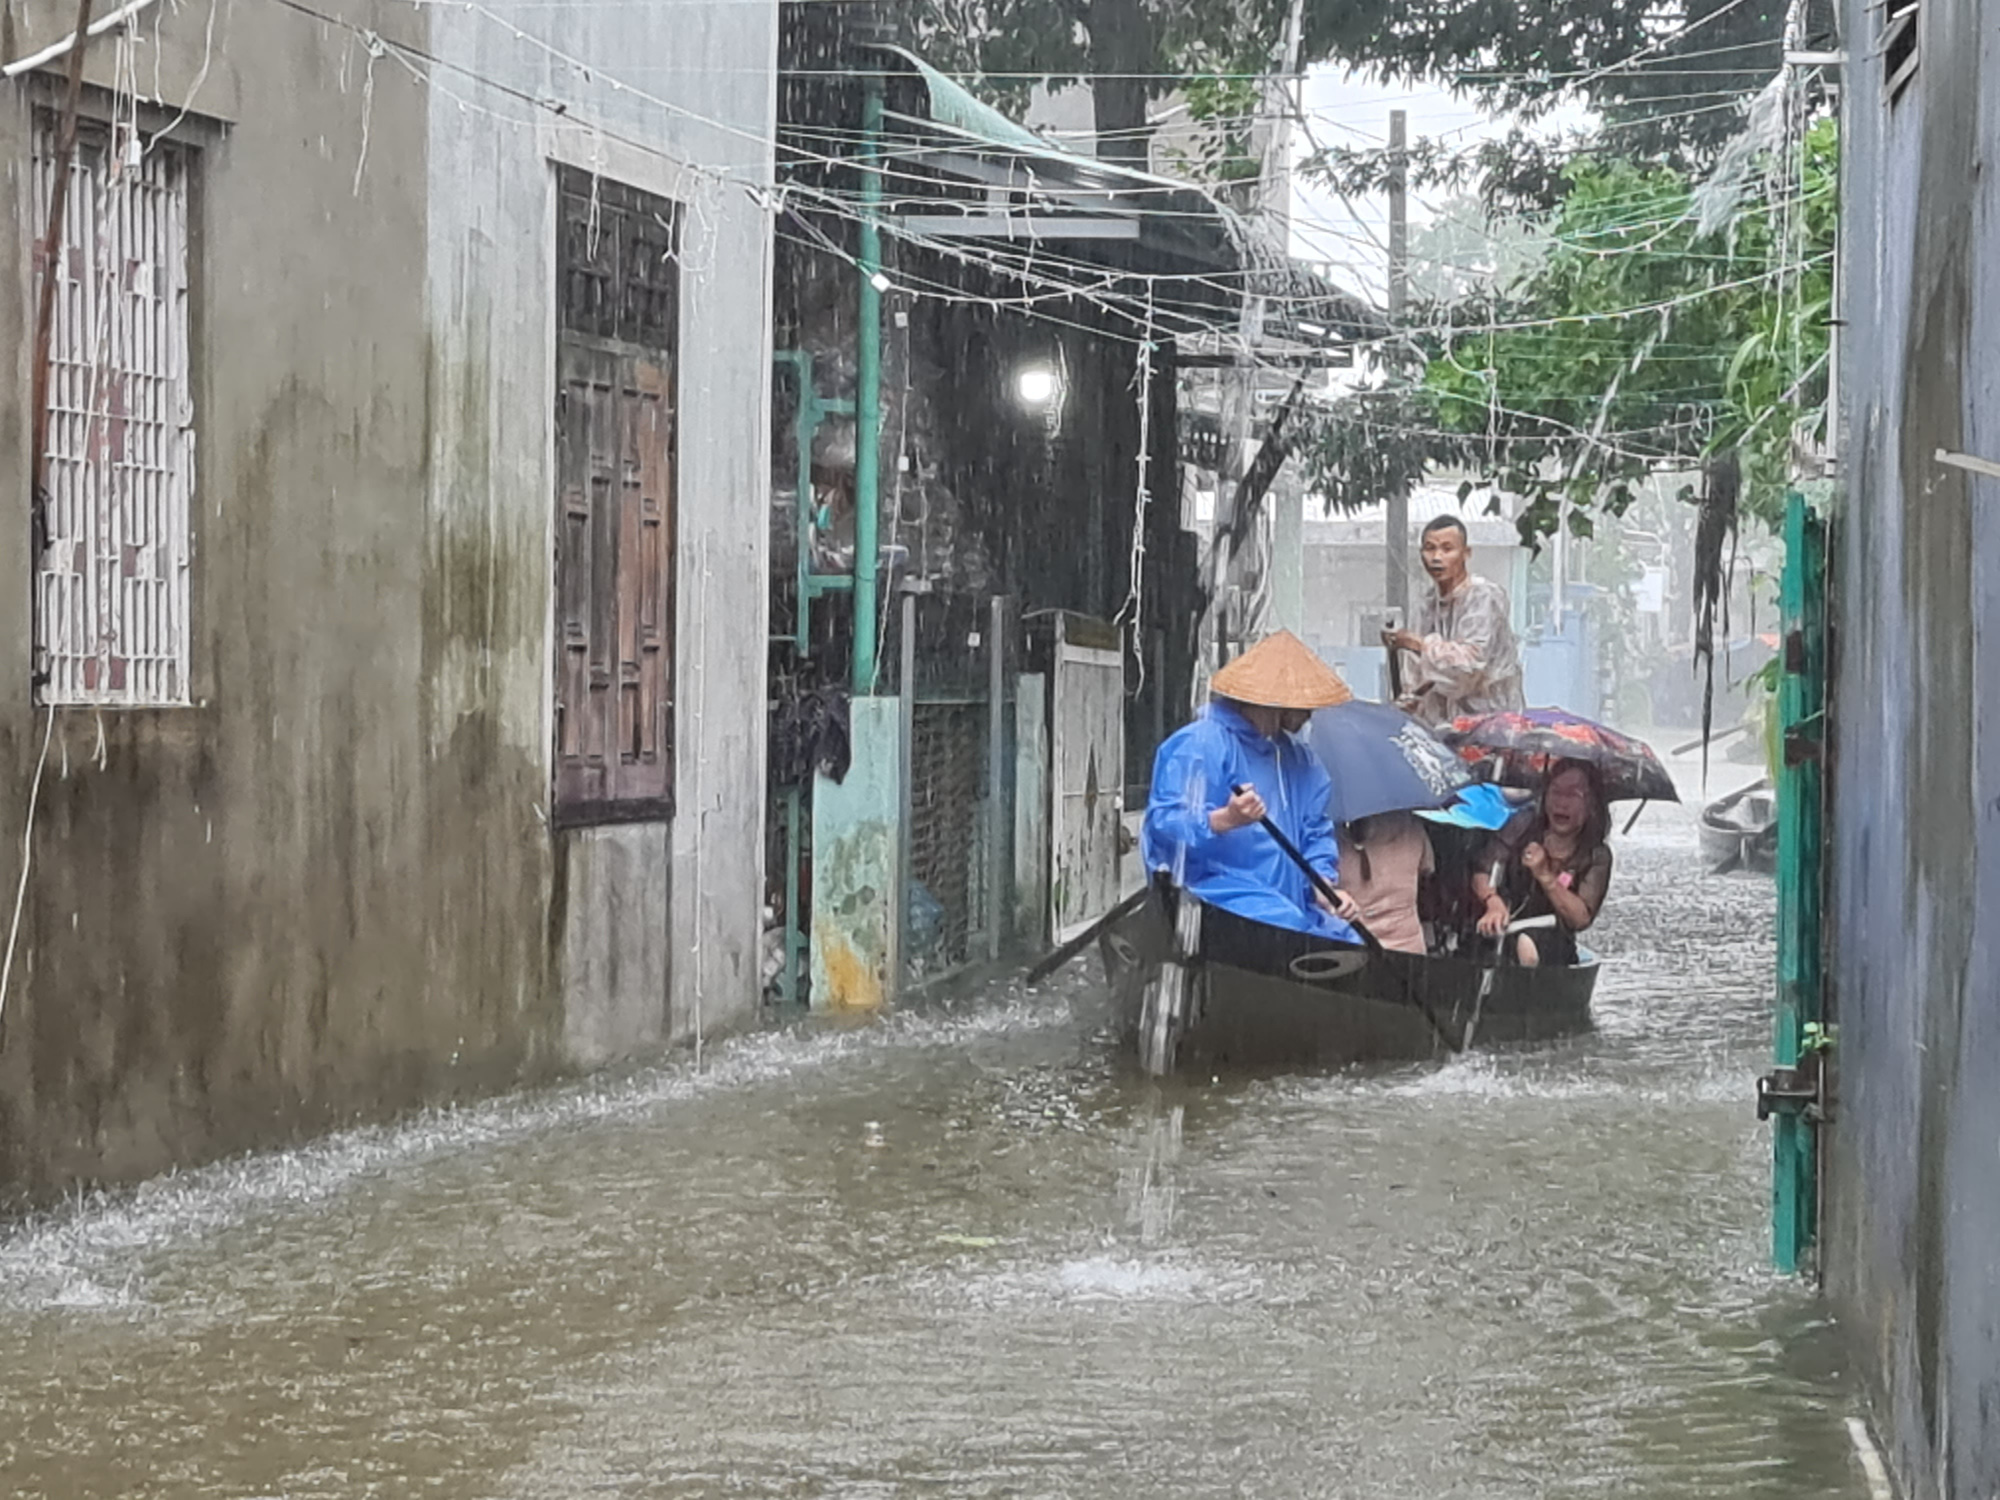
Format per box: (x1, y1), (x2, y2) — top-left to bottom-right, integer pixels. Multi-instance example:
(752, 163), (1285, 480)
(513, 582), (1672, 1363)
(231, 0), (1829, 446)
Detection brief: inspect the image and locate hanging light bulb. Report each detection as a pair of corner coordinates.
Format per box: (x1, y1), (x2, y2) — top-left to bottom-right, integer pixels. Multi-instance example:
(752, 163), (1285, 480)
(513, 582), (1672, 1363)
(1014, 363), (1060, 409)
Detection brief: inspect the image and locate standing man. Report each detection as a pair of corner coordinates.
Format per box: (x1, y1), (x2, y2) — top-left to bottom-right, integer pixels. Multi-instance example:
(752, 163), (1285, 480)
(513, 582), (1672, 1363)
(1382, 514), (1525, 727)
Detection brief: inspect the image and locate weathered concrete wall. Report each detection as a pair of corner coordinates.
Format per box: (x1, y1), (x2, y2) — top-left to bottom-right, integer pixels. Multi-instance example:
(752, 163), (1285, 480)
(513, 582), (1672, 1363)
(559, 826), (672, 1068)
(423, 0), (777, 1052)
(0, 0), (775, 1199)
(1827, 2), (2000, 1494)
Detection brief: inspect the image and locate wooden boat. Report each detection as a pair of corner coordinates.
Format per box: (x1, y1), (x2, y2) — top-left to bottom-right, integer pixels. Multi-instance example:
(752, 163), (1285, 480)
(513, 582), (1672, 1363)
(1097, 881), (1598, 1075)
(1699, 778), (1777, 875)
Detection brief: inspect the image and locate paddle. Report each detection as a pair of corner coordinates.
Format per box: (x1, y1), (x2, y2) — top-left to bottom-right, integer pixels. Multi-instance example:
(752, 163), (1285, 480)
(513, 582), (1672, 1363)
(1023, 886), (1150, 984)
(1668, 722), (1750, 756)
(1233, 786), (1462, 1054)
(1384, 612), (1406, 702)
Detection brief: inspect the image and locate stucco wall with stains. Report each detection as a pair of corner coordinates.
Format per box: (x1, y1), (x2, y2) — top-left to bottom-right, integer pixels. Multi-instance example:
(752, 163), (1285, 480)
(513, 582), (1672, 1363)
(0, 0), (775, 1199)
(1826, 1), (2000, 1493)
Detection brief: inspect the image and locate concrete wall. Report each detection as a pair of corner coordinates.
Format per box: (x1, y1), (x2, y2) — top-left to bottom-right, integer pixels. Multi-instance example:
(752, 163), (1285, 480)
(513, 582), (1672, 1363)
(811, 697), (901, 1011)
(1826, 2), (2000, 1494)
(0, 0), (775, 1198)
(424, 0), (777, 1054)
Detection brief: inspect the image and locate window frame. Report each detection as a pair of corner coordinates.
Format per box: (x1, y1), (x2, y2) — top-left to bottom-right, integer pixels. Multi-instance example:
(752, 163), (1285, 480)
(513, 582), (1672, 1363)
(30, 113), (197, 709)
(549, 166), (682, 828)
(1883, 0), (1920, 105)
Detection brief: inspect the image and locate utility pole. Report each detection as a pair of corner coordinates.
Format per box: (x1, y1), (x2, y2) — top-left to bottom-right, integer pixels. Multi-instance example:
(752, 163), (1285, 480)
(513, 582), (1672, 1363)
(1267, 0), (1308, 637)
(1383, 108), (1410, 625)
(1209, 296), (1264, 671)
(1207, 0), (1306, 673)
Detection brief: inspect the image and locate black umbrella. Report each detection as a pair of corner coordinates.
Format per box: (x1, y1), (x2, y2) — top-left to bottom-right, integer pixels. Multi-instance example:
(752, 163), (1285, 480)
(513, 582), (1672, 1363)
(1306, 700), (1473, 825)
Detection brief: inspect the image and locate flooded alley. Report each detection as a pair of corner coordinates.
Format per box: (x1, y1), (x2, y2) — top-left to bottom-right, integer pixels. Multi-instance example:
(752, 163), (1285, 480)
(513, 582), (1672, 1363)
(1, 768), (1868, 1499)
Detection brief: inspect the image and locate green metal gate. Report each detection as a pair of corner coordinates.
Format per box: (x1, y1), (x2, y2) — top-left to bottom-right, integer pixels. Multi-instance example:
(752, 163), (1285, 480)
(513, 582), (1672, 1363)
(1761, 492), (1827, 1274)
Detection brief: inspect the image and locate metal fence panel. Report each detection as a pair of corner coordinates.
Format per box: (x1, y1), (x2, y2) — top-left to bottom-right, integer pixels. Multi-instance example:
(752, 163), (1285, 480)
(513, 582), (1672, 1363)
(907, 700), (984, 975)
(1048, 613), (1125, 941)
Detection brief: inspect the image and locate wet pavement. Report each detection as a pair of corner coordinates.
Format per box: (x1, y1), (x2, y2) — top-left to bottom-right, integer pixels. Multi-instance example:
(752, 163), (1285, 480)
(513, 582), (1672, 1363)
(1, 756), (1870, 1498)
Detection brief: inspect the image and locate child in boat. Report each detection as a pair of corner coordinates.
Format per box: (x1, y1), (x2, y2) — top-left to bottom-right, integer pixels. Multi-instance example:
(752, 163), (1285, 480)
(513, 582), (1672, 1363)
(1469, 758), (1613, 966)
(1335, 811), (1434, 954)
(1140, 631), (1361, 941)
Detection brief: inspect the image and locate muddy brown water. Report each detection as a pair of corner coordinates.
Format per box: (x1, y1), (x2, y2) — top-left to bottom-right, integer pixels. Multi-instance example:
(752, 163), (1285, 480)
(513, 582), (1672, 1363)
(1, 766), (1870, 1498)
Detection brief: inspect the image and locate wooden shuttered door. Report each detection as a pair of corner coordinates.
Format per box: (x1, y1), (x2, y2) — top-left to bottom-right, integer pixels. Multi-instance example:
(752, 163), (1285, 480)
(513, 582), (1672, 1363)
(553, 169), (678, 823)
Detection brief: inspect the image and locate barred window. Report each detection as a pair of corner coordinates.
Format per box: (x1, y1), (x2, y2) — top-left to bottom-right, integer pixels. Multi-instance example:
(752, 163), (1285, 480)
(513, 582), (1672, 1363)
(32, 120), (194, 707)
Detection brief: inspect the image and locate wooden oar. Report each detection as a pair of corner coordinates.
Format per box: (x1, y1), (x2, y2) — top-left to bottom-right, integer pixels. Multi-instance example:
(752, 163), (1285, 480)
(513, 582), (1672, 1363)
(1023, 886), (1150, 984)
(1238, 791), (1462, 1054)
(1668, 722), (1749, 756)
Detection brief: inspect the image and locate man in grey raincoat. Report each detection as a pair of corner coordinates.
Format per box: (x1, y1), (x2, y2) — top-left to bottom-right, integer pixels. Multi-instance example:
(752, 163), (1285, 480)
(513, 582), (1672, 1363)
(1383, 514), (1526, 727)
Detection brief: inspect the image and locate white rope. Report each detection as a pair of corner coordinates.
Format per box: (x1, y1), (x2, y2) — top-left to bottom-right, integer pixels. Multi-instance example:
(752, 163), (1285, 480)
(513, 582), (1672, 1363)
(351, 30), (385, 198)
(1116, 289), (1157, 694)
(0, 706), (58, 1027)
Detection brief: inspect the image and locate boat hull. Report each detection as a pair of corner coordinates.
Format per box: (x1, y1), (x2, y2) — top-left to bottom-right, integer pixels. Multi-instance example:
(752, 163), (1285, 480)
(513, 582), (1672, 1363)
(1101, 886), (1598, 1074)
(1699, 779), (1778, 875)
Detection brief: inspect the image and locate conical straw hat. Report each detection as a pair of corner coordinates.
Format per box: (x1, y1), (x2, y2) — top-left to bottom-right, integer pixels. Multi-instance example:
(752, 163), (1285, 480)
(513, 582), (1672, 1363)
(1210, 629), (1353, 710)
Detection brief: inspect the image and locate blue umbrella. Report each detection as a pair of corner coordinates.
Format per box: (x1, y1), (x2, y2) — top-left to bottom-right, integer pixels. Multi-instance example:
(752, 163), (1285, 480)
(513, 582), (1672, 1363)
(1306, 700), (1473, 825)
(1415, 781), (1520, 831)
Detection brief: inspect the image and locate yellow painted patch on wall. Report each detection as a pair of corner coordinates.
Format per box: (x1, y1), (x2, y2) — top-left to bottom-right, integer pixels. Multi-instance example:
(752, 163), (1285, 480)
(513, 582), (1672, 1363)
(814, 925), (883, 1011)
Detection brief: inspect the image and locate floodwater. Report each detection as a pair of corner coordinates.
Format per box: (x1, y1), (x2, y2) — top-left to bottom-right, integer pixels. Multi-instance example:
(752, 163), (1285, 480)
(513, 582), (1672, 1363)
(1, 757), (1870, 1499)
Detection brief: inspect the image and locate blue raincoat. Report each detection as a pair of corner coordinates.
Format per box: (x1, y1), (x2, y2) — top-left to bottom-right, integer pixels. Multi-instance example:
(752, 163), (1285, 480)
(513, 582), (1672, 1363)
(1140, 702), (1358, 942)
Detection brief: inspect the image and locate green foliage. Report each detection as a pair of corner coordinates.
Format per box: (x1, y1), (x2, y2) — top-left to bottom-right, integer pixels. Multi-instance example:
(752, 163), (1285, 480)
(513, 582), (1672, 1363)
(1306, 119), (1836, 548)
(902, 0), (1836, 558)
(1166, 43), (1270, 185)
(907, 0), (1820, 186)
(907, 0), (1289, 152)
(1302, 0), (1814, 166)
(1304, 379), (1445, 514)
(1406, 198), (1548, 302)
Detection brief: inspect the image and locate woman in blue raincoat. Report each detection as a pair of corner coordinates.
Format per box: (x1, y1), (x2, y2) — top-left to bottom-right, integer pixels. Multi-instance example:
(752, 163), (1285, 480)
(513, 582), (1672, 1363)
(1141, 630), (1362, 941)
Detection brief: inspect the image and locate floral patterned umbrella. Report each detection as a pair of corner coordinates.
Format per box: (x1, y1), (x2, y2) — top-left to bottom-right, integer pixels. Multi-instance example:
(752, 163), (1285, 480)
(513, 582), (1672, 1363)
(1440, 708), (1679, 803)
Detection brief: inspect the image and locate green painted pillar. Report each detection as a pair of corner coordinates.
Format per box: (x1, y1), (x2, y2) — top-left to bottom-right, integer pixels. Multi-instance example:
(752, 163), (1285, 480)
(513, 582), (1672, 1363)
(852, 70), (884, 696)
(1771, 491), (1826, 1273)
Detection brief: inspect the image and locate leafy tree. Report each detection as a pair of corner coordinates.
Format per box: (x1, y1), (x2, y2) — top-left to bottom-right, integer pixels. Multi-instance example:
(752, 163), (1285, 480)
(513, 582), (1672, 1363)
(1300, 0), (1839, 207)
(1407, 197), (1547, 302)
(904, 0), (1823, 178)
(908, 0), (1286, 168)
(1303, 0), (1821, 163)
(1302, 116), (1835, 549)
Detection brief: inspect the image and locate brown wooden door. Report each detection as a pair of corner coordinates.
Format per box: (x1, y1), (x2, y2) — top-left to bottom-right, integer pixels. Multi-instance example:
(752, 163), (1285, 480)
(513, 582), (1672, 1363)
(552, 169), (678, 825)
(554, 345), (675, 820)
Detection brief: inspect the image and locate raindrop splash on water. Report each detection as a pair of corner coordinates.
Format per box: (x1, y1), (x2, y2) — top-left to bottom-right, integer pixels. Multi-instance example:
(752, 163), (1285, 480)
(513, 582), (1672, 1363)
(0, 763), (1861, 1500)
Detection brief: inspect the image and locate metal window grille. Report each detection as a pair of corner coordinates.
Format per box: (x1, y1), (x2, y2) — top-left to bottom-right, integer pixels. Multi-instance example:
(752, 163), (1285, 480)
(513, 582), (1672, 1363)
(33, 123), (194, 707)
(908, 700), (986, 974)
